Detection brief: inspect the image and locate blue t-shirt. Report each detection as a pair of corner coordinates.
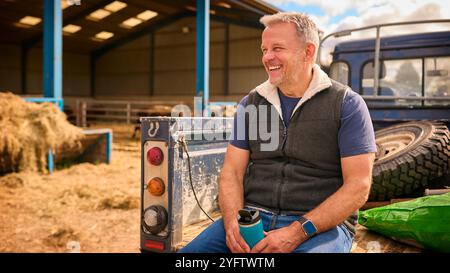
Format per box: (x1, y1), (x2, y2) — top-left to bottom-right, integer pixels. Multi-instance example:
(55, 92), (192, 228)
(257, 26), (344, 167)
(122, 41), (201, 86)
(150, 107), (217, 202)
(230, 89), (377, 157)
(278, 90), (300, 127)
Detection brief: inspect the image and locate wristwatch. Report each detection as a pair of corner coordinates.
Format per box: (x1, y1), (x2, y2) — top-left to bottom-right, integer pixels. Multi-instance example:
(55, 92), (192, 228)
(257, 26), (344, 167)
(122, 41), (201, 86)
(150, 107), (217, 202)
(297, 216), (317, 238)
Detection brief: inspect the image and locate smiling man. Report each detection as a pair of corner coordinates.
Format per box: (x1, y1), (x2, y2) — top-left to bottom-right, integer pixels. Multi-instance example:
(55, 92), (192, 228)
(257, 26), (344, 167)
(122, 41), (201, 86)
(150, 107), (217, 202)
(178, 12), (376, 253)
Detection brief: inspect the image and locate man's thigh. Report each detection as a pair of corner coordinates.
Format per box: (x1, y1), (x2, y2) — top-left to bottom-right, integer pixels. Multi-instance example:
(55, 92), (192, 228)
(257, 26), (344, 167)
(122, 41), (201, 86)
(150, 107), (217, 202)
(177, 218), (230, 253)
(293, 225), (353, 253)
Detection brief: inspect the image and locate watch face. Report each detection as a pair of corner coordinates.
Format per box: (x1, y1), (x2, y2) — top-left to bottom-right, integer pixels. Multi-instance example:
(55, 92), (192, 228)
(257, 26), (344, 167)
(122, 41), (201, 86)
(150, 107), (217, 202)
(303, 221), (317, 236)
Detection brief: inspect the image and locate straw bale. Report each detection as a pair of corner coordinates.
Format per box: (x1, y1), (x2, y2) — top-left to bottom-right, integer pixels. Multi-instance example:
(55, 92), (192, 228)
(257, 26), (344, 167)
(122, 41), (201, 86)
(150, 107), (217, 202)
(0, 92), (83, 173)
(0, 172), (25, 188)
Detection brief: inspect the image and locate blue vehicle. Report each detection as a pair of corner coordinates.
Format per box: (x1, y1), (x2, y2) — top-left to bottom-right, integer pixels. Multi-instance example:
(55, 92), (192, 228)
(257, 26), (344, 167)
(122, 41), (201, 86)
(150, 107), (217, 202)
(321, 20), (450, 202)
(321, 20), (450, 128)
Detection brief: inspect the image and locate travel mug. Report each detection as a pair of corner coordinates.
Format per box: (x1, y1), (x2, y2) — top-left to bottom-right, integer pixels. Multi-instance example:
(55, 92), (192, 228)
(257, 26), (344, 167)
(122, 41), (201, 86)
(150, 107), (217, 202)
(238, 209), (264, 248)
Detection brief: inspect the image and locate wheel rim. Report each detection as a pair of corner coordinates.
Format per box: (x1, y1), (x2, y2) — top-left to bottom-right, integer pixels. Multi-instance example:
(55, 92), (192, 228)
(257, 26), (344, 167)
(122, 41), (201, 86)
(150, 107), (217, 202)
(375, 132), (416, 162)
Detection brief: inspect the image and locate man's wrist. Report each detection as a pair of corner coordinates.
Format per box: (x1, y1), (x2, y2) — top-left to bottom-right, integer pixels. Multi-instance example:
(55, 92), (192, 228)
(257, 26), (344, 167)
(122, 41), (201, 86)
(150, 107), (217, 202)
(222, 209), (241, 229)
(290, 221), (308, 243)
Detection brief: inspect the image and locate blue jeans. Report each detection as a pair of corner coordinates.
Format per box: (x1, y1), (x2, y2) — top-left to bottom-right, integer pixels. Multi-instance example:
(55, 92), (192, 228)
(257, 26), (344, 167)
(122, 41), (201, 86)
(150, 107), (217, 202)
(178, 210), (353, 253)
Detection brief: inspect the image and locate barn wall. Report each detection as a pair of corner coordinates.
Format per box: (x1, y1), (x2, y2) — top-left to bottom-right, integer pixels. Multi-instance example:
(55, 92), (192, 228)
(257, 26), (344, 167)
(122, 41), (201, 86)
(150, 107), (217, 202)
(0, 44), (90, 97)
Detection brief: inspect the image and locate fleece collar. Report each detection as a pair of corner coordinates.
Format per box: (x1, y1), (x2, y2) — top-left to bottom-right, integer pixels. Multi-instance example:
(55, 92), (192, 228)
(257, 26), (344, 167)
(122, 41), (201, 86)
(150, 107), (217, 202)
(253, 64), (332, 121)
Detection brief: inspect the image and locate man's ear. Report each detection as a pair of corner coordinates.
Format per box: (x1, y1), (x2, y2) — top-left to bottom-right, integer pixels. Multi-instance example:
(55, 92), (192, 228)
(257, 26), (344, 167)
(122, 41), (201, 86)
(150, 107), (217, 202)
(304, 43), (316, 62)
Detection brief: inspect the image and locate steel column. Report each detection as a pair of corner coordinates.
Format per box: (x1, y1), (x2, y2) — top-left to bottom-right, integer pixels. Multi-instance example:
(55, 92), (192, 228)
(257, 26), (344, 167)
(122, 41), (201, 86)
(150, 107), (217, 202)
(196, 0), (210, 116)
(43, 0), (62, 104)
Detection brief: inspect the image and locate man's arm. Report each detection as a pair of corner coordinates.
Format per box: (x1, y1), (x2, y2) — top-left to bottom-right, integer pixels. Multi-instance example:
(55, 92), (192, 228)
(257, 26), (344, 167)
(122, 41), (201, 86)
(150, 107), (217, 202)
(219, 144), (251, 253)
(299, 153), (374, 235)
(251, 152), (374, 253)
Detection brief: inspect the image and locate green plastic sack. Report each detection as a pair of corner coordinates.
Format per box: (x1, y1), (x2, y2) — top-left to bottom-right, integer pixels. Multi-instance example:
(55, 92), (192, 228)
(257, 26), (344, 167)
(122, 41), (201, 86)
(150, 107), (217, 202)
(358, 193), (450, 252)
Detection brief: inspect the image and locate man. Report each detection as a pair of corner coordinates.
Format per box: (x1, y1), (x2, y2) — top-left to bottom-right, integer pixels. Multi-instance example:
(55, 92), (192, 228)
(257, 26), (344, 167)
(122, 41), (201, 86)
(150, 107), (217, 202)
(179, 12), (376, 253)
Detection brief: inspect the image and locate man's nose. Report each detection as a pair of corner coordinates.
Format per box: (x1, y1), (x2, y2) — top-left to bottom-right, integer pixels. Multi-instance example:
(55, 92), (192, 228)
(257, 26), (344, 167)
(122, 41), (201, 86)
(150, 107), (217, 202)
(262, 51), (275, 62)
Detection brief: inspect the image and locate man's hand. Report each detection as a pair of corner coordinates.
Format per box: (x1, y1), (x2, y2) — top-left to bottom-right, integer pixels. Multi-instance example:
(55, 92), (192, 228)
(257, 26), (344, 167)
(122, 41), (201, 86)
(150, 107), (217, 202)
(224, 219), (250, 253)
(251, 224), (306, 253)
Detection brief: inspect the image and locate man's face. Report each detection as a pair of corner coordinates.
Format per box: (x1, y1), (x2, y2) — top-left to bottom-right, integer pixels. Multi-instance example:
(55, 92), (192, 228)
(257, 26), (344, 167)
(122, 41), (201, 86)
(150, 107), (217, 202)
(261, 22), (306, 86)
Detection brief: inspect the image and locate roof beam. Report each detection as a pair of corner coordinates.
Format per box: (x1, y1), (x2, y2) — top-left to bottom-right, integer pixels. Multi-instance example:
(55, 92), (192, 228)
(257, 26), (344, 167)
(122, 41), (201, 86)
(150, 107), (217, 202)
(23, 0), (113, 49)
(241, 0), (281, 14)
(210, 14), (263, 29)
(92, 12), (192, 59)
(227, 0), (267, 16)
(124, 0), (179, 14)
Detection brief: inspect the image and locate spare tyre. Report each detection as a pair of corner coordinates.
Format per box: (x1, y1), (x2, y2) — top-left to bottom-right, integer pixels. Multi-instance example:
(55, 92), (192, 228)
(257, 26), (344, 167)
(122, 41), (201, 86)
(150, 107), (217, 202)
(370, 121), (450, 201)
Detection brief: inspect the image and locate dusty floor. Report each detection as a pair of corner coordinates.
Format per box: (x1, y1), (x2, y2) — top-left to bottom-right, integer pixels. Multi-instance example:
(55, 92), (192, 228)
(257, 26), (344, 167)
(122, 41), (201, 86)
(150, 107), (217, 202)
(0, 123), (141, 253)
(0, 123), (421, 253)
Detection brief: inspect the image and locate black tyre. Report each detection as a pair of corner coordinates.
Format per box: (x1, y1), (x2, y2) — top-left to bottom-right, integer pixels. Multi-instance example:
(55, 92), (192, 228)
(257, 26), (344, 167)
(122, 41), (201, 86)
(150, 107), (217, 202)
(370, 121), (450, 201)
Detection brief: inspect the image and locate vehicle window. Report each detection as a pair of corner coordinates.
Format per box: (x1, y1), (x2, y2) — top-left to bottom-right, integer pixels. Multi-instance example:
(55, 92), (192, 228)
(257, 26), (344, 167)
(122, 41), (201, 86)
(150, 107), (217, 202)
(425, 57), (450, 106)
(329, 62), (349, 86)
(362, 59), (422, 106)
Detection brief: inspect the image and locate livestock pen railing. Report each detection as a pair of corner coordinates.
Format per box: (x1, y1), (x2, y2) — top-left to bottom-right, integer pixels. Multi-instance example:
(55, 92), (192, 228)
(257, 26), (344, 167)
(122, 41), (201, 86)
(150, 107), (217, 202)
(64, 98), (237, 127)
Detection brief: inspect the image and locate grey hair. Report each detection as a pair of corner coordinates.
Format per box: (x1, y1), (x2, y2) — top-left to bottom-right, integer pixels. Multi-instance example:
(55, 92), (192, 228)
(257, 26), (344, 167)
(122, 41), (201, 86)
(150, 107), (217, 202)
(260, 12), (320, 51)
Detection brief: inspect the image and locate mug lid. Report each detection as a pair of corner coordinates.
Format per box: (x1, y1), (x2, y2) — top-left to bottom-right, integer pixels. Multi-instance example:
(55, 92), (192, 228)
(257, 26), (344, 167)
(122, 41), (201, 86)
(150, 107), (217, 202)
(238, 209), (260, 225)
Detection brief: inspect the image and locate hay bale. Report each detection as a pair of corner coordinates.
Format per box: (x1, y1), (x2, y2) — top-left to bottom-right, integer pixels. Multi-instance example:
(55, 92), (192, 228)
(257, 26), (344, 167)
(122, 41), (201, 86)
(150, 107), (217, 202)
(44, 226), (79, 248)
(0, 92), (84, 174)
(99, 193), (139, 210)
(0, 172), (25, 188)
